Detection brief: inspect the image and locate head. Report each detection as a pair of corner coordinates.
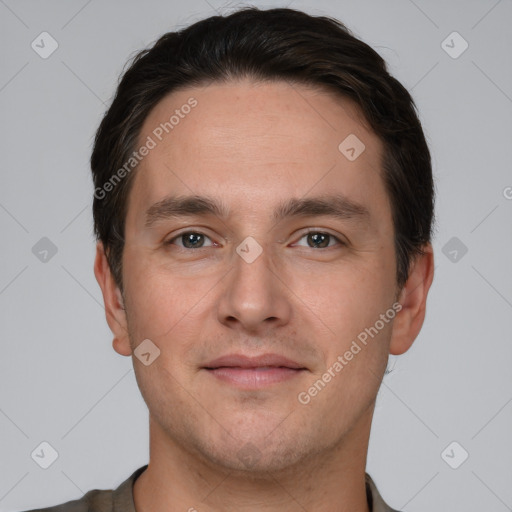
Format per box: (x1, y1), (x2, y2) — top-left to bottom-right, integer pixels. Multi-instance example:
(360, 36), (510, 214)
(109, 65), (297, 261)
(93, 7), (434, 475)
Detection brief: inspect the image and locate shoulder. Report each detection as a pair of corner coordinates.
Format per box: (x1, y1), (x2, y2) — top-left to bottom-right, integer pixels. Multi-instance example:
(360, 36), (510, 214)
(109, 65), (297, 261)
(365, 473), (402, 512)
(18, 488), (113, 512)
(18, 464), (147, 512)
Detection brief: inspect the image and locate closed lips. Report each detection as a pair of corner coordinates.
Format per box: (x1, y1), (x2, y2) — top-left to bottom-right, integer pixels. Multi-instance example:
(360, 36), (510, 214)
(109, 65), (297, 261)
(203, 353), (307, 370)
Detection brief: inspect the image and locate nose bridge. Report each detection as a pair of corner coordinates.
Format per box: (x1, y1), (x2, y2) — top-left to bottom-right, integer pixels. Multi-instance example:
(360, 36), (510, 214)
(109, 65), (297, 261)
(217, 236), (291, 330)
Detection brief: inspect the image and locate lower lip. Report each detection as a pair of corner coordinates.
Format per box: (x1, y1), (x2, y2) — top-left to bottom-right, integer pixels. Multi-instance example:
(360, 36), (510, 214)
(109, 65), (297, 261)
(205, 367), (305, 388)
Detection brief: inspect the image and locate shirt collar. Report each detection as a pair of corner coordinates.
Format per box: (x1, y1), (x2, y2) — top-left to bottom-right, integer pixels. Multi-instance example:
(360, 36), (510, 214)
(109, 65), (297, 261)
(115, 465), (399, 512)
(365, 473), (400, 512)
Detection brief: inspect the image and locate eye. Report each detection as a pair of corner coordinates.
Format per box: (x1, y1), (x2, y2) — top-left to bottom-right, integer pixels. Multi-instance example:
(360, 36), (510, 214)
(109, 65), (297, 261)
(293, 231), (344, 249)
(166, 231), (215, 249)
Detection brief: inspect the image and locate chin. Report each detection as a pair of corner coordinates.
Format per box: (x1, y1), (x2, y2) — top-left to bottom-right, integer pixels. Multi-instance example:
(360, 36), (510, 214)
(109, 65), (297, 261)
(203, 442), (309, 476)
(188, 421), (319, 476)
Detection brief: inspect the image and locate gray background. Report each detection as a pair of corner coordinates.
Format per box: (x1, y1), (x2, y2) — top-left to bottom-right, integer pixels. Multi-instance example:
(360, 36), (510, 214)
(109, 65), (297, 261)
(1, 0), (511, 511)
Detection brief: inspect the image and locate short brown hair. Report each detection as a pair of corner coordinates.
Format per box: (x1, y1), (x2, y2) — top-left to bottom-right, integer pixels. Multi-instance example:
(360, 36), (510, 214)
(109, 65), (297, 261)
(91, 7), (435, 295)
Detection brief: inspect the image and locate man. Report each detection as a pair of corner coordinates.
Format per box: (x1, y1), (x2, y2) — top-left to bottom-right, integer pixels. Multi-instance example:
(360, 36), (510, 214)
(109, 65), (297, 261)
(24, 6), (434, 512)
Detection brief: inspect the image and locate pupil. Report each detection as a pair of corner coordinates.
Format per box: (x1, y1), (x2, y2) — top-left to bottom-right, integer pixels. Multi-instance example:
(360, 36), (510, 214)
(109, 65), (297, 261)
(184, 233), (203, 248)
(309, 233), (328, 248)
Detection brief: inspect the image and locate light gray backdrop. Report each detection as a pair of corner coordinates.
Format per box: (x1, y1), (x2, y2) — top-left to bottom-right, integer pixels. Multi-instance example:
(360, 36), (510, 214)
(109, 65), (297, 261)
(1, 0), (511, 511)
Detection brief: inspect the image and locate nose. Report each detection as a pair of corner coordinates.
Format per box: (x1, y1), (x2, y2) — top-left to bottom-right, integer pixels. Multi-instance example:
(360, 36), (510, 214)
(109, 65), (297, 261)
(216, 239), (292, 334)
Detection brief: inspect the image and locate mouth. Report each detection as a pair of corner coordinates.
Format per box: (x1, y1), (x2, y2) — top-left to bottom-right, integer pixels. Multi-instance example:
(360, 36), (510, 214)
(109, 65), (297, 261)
(202, 353), (308, 389)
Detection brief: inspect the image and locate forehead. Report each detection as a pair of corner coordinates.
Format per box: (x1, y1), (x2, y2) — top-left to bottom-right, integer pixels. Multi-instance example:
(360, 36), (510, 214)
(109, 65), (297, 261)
(127, 79), (388, 227)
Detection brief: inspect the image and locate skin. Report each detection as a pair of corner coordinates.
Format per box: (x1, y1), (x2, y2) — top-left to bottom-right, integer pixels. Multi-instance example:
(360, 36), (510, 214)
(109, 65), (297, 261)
(94, 79), (434, 512)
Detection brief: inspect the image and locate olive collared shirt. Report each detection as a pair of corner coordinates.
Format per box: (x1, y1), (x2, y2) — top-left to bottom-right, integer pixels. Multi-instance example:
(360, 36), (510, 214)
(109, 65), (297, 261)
(22, 465), (400, 512)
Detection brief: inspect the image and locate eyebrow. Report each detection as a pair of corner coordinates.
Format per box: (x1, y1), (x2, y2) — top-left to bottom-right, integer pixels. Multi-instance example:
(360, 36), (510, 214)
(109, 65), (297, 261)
(144, 194), (371, 228)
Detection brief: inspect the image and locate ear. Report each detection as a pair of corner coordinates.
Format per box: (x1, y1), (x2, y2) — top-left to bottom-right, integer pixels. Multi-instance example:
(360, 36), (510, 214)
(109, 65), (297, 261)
(389, 244), (434, 355)
(93, 241), (132, 357)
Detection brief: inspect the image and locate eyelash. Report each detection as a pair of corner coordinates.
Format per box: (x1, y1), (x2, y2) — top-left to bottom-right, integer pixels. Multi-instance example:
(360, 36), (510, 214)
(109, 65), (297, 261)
(165, 229), (346, 250)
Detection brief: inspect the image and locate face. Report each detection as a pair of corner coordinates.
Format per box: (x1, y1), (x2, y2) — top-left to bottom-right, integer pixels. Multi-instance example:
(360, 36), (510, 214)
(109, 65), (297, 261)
(96, 79), (428, 474)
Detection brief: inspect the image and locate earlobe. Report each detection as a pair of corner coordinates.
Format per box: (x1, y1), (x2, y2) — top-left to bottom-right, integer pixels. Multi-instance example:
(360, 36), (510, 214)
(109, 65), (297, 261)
(389, 244), (435, 355)
(112, 335), (132, 356)
(93, 241), (132, 357)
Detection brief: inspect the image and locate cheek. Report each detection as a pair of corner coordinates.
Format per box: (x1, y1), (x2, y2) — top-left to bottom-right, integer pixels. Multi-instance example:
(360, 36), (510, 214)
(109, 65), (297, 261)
(297, 268), (393, 414)
(122, 247), (219, 359)
(291, 259), (397, 399)
(295, 257), (393, 335)
(122, 249), (188, 340)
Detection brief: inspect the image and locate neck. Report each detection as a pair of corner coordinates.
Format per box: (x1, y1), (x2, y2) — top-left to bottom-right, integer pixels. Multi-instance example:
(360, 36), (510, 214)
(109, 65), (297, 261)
(134, 410), (373, 512)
